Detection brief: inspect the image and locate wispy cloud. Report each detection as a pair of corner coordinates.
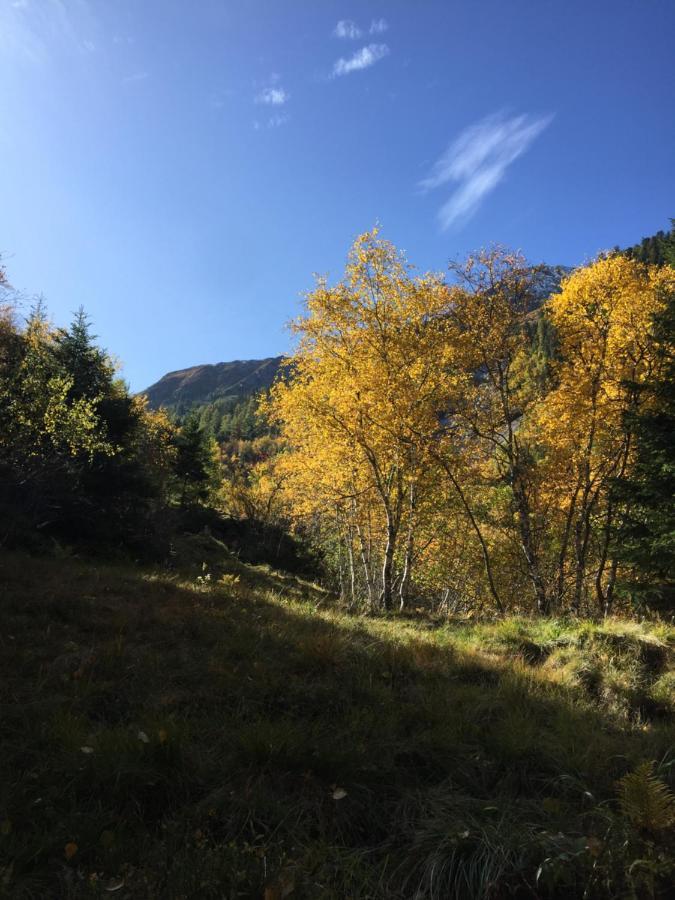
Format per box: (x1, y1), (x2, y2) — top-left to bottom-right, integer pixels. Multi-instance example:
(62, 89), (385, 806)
(1, 0), (98, 64)
(255, 86), (289, 106)
(333, 19), (362, 39)
(332, 43), (389, 77)
(268, 113), (289, 128)
(420, 111), (553, 230)
(333, 18), (389, 40)
(253, 113), (290, 131)
(122, 70), (149, 84)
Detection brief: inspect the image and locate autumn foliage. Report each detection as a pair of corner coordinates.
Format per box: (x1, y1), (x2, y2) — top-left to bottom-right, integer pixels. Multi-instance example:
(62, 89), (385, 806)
(267, 231), (675, 616)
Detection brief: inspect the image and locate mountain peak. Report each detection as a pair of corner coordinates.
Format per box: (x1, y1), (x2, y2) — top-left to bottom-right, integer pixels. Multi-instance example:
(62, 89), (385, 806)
(142, 356), (284, 411)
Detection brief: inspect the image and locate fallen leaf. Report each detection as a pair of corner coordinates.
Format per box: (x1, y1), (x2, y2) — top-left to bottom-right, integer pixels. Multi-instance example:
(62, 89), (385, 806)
(64, 842), (78, 860)
(332, 787), (347, 800)
(104, 878), (125, 892)
(158, 728), (168, 744)
(137, 731), (150, 744)
(80, 746), (94, 754)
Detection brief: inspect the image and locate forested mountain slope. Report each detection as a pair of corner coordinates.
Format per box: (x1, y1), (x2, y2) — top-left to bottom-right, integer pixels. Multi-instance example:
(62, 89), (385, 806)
(143, 356), (283, 414)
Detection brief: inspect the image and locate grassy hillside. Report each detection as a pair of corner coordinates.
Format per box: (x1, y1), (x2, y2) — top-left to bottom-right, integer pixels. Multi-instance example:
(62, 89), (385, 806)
(1, 542), (673, 898)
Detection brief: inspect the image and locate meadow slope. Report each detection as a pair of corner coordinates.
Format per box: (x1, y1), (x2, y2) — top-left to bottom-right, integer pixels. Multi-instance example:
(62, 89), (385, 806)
(1, 538), (673, 899)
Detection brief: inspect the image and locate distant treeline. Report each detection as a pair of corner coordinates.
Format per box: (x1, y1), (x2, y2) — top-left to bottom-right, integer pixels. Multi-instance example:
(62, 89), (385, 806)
(620, 220), (675, 266)
(185, 393), (270, 443)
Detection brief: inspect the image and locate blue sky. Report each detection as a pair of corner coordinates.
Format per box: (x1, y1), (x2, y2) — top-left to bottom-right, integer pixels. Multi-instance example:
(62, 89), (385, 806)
(1, 0), (674, 390)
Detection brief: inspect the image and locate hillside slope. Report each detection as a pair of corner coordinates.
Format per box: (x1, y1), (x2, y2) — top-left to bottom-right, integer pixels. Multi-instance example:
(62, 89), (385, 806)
(142, 356), (283, 412)
(1, 541), (673, 898)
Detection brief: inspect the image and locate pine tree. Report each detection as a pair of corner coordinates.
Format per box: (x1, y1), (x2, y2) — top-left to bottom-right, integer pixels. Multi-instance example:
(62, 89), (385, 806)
(623, 220), (675, 266)
(173, 414), (219, 506)
(613, 280), (675, 612)
(54, 307), (112, 402)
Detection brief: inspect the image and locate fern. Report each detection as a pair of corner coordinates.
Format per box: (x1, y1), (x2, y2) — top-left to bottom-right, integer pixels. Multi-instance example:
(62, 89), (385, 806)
(616, 762), (675, 831)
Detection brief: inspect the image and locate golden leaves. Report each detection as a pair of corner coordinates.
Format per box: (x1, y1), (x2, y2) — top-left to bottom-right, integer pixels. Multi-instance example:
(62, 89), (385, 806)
(268, 230), (673, 609)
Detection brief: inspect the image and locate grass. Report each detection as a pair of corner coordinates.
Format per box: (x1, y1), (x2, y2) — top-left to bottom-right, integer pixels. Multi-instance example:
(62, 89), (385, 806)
(0, 535), (673, 898)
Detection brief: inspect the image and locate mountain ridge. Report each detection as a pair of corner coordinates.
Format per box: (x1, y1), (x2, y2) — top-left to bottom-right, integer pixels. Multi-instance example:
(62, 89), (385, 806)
(142, 355), (284, 412)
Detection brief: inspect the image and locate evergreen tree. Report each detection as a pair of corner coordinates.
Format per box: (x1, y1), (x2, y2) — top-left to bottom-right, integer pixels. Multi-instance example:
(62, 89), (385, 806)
(173, 414), (219, 506)
(0, 293), (177, 551)
(623, 220), (675, 266)
(54, 307), (112, 402)
(613, 281), (675, 612)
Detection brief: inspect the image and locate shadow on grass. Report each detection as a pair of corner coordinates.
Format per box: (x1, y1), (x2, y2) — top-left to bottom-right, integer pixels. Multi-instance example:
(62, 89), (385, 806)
(0, 550), (673, 899)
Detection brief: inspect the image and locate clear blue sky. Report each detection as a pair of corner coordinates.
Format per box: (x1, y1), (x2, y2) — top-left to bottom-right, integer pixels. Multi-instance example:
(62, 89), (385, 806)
(2, 0), (674, 390)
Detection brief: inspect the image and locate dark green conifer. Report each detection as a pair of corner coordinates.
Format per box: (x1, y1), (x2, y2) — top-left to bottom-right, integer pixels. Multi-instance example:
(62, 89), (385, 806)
(614, 240), (675, 611)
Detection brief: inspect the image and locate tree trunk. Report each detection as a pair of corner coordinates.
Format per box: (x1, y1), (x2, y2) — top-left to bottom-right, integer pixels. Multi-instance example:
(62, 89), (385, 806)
(602, 556), (620, 618)
(335, 510), (346, 602)
(512, 474), (549, 614)
(436, 455), (504, 615)
(355, 520), (375, 609)
(571, 370), (603, 615)
(596, 433), (632, 616)
(346, 527), (356, 606)
(572, 488), (594, 615)
(554, 481), (580, 609)
(336, 536), (345, 602)
(380, 515), (396, 611)
(399, 481), (416, 610)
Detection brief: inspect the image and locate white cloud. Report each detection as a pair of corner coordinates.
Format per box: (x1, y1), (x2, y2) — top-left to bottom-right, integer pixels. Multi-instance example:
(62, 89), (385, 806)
(332, 43), (389, 77)
(333, 19), (362, 39)
(420, 111), (553, 230)
(369, 18), (388, 34)
(255, 86), (289, 105)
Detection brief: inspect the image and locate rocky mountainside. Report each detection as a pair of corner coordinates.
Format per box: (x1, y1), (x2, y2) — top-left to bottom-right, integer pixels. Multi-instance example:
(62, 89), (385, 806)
(142, 356), (284, 412)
